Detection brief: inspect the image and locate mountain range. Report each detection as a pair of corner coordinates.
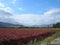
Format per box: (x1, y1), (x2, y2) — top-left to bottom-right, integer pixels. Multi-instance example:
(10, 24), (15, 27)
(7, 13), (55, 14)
(0, 22), (53, 28)
(0, 22), (24, 27)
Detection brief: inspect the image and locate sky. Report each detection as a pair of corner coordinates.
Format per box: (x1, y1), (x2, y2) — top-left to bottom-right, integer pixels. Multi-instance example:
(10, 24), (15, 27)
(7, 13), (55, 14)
(0, 0), (60, 27)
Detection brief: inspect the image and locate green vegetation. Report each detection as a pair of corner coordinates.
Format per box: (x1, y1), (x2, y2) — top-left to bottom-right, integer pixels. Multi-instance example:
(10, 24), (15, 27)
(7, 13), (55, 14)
(40, 32), (60, 45)
(53, 22), (60, 28)
(0, 28), (60, 30)
(29, 32), (60, 45)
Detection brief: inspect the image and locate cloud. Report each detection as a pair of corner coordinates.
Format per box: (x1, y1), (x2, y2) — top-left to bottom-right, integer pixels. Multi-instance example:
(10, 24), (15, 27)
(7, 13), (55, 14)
(44, 8), (60, 23)
(0, 10), (10, 22)
(0, 3), (5, 8)
(44, 8), (60, 16)
(0, 8), (60, 27)
(11, 0), (16, 4)
(18, 8), (24, 10)
(0, 3), (13, 13)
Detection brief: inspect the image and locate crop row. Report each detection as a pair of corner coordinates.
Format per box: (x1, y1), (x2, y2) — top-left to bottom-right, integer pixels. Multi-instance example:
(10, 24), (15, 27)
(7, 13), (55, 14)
(0, 30), (59, 45)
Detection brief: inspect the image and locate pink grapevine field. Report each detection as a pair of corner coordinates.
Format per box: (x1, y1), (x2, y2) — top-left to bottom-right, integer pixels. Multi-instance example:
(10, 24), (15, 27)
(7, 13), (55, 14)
(0, 28), (59, 45)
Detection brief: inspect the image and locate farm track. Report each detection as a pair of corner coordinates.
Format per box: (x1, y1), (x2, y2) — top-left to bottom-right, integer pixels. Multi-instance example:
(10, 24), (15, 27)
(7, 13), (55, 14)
(0, 28), (60, 45)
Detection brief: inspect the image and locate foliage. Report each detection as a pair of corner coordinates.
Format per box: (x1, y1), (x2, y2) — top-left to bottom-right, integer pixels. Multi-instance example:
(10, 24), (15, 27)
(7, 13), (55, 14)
(53, 22), (60, 28)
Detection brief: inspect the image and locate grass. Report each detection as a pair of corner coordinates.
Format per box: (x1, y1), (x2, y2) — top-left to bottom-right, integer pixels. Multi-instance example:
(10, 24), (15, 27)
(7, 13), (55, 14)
(0, 28), (60, 30)
(15, 28), (60, 30)
(40, 32), (60, 45)
(28, 32), (60, 45)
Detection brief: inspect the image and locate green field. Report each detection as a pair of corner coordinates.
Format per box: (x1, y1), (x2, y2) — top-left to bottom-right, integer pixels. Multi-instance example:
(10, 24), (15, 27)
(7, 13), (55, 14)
(0, 28), (60, 30)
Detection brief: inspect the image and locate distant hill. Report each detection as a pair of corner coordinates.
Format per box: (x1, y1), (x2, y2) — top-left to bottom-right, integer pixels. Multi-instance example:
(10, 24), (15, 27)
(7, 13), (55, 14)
(0, 22), (54, 28)
(0, 22), (24, 27)
(0, 22), (60, 28)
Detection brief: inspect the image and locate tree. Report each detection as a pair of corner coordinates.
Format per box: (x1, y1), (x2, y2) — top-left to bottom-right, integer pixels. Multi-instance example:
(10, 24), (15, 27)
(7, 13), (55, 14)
(53, 22), (60, 28)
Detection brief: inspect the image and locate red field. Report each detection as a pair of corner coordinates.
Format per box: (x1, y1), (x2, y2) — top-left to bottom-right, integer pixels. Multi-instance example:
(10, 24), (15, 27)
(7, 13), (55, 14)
(0, 28), (59, 45)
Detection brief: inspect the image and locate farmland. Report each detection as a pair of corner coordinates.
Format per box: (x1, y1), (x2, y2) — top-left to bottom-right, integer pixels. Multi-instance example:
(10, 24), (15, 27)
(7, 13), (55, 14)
(0, 28), (60, 45)
(0, 28), (60, 30)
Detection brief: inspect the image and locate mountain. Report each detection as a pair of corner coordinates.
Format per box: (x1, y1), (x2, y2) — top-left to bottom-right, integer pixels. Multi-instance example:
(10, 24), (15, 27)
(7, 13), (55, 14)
(0, 22), (53, 28)
(0, 22), (24, 27)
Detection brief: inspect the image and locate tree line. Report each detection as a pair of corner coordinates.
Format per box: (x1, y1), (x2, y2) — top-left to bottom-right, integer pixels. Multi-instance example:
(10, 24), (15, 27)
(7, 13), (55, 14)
(53, 22), (60, 28)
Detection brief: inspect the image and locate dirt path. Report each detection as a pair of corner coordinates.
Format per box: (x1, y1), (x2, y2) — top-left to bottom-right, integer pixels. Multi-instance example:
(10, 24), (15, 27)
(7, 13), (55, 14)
(41, 37), (60, 45)
(50, 38), (60, 45)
